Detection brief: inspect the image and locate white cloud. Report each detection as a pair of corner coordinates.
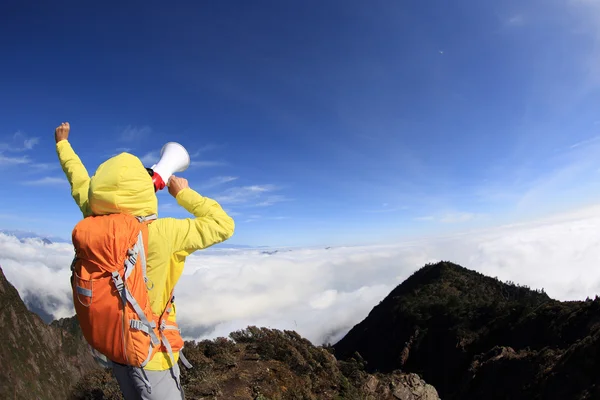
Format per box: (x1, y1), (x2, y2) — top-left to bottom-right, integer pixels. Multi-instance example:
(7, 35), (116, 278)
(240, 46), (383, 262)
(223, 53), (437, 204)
(3, 205), (600, 346)
(0, 234), (75, 320)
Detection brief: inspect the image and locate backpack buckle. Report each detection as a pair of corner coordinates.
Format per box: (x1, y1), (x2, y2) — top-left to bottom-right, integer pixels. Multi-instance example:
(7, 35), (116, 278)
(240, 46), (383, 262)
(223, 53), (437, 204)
(111, 271), (125, 294)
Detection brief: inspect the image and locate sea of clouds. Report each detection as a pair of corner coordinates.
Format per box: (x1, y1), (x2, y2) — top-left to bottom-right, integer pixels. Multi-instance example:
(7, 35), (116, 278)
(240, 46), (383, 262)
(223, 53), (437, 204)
(2, 204), (600, 345)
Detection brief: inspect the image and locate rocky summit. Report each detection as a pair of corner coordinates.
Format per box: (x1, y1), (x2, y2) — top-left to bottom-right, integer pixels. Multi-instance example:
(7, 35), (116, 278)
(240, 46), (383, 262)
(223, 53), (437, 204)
(72, 326), (440, 400)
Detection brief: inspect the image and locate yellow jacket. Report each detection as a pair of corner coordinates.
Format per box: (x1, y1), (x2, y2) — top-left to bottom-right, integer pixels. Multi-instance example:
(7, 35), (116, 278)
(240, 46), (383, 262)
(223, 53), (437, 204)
(56, 139), (235, 370)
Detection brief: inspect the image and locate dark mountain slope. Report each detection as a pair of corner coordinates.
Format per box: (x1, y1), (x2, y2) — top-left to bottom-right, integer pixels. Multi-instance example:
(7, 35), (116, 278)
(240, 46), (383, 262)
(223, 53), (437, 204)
(333, 261), (600, 399)
(0, 265), (98, 399)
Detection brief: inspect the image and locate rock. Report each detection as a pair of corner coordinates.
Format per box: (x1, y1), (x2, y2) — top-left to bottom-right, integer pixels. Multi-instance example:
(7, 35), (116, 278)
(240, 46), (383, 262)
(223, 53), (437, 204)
(393, 384), (416, 399)
(394, 373), (440, 400)
(364, 375), (379, 393)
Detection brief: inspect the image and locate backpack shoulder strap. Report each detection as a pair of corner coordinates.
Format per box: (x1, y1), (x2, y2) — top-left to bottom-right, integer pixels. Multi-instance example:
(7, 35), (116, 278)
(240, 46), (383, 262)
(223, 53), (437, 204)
(136, 214), (157, 223)
(135, 214), (156, 289)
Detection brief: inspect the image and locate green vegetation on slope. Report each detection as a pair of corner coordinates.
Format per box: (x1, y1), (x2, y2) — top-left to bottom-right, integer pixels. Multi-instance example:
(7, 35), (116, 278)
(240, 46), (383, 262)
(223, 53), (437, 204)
(0, 266), (98, 400)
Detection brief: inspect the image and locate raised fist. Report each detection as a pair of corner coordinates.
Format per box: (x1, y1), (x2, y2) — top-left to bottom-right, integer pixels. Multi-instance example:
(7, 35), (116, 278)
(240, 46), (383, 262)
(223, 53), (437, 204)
(55, 122), (70, 143)
(168, 175), (189, 198)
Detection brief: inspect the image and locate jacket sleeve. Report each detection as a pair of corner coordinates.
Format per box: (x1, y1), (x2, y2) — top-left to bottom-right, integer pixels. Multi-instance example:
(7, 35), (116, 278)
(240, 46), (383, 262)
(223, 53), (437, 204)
(56, 140), (93, 217)
(167, 187), (235, 256)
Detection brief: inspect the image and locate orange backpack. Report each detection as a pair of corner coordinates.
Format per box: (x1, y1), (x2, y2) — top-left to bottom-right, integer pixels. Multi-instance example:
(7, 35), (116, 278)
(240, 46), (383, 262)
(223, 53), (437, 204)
(70, 213), (191, 370)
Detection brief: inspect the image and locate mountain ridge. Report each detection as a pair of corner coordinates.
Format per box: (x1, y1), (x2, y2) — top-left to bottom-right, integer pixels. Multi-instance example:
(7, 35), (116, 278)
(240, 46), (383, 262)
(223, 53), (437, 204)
(0, 229), (69, 244)
(333, 261), (600, 399)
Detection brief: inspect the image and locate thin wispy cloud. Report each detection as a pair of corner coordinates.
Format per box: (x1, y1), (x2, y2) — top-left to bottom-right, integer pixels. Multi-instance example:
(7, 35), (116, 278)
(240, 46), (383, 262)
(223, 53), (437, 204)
(214, 185), (287, 207)
(159, 203), (176, 212)
(103, 147), (135, 158)
(22, 177), (68, 186)
(414, 213), (480, 224)
(243, 214), (262, 223)
(200, 176), (239, 189)
(139, 151), (159, 166)
(239, 214), (288, 223)
(415, 216), (435, 221)
(0, 131), (40, 153)
(365, 204), (407, 213)
(0, 152), (58, 170)
(118, 125), (152, 142)
(569, 136), (600, 149)
(0, 154), (30, 166)
(255, 195), (289, 207)
(191, 144), (222, 157)
(440, 212), (478, 223)
(566, 0), (600, 89)
(27, 162), (60, 172)
(23, 137), (39, 150)
(506, 14), (524, 26)
(469, 125), (600, 221)
(224, 210), (242, 217)
(190, 160), (228, 168)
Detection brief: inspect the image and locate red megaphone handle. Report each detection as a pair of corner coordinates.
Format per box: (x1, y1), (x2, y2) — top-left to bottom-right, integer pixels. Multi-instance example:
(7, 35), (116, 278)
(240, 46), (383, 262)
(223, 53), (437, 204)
(152, 173), (166, 191)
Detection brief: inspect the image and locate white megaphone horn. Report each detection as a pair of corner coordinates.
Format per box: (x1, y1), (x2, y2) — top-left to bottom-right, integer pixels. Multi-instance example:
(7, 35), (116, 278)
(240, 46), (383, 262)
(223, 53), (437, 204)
(149, 142), (190, 191)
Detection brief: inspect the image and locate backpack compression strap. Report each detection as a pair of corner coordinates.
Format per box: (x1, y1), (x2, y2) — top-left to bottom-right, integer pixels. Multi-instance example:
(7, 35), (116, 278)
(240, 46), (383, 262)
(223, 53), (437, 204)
(111, 230), (160, 348)
(157, 294), (193, 389)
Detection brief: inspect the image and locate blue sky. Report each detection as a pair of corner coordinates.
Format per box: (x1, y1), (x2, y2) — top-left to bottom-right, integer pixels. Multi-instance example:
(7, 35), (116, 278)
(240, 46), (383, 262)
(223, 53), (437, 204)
(2, 0), (600, 247)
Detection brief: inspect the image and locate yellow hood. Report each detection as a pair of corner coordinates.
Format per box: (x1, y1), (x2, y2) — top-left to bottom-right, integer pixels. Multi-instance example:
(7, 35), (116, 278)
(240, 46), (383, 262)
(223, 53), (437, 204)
(88, 152), (158, 217)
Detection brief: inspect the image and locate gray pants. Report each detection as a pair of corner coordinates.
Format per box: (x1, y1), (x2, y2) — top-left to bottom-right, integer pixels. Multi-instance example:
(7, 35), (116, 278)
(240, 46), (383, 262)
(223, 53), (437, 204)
(112, 362), (185, 400)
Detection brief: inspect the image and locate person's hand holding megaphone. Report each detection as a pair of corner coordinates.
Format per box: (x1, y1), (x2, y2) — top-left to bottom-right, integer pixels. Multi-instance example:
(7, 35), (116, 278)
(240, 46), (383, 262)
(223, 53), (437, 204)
(55, 122), (70, 143)
(168, 175), (189, 198)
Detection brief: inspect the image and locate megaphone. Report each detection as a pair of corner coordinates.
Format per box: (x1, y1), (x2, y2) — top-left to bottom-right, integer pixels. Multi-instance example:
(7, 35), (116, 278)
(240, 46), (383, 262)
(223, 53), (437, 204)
(147, 142), (190, 191)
